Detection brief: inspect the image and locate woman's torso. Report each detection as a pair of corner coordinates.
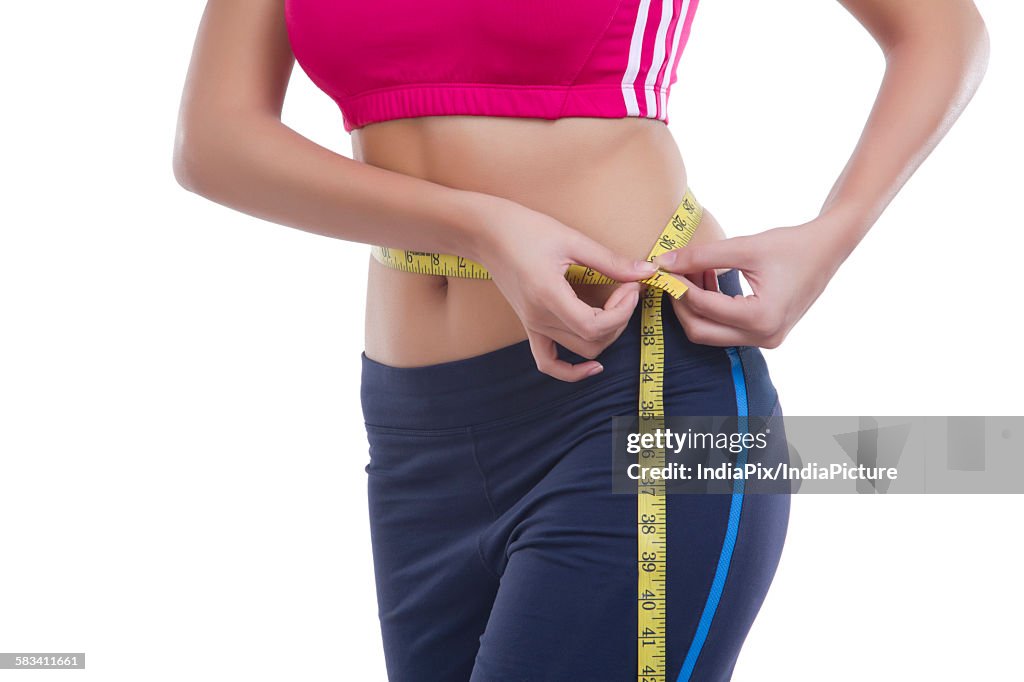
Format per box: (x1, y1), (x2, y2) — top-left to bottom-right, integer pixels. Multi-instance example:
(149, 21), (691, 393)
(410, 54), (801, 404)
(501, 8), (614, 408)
(356, 115), (727, 367)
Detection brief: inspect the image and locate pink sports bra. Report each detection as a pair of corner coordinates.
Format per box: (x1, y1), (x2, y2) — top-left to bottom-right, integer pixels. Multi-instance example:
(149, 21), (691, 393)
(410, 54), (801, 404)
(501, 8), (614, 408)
(284, 0), (701, 133)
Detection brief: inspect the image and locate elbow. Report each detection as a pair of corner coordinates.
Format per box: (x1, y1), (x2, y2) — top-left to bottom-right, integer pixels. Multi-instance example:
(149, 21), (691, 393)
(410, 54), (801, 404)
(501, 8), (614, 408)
(967, 9), (991, 86)
(172, 111), (273, 199)
(172, 141), (198, 194)
(949, 7), (990, 102)
(172, 123), (209, 196)
(172, 110), (229, 197)
(883, 5), (991, 92)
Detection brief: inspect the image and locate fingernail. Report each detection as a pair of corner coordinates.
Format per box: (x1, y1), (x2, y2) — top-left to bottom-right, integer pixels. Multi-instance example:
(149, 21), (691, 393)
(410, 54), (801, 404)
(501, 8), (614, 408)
(586, 363), (604, 377)
(654, 252), (676, 267)
(636, 260), (658, 275)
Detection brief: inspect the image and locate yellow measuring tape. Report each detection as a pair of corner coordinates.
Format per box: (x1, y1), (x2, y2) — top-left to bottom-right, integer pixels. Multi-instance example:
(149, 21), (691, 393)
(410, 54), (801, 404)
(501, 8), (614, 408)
(371, 189), (703, 682)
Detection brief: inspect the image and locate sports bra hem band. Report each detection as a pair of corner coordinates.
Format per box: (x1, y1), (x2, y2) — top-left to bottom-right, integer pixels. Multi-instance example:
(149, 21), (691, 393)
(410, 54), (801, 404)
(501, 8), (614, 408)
(339, 82), (673, 132)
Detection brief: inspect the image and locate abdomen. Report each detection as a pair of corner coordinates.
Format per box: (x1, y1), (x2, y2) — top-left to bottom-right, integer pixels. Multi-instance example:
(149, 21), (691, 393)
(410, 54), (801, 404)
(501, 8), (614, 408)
(357, 115), (726, 367)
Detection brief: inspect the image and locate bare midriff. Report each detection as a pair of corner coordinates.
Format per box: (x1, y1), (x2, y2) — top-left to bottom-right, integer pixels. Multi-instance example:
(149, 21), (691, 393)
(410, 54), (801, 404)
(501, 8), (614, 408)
(356, 115), (728, 368)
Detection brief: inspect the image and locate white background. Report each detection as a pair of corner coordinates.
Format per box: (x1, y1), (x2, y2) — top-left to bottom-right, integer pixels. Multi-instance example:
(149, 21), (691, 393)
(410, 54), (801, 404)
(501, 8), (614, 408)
(1, 1), (1021, 680)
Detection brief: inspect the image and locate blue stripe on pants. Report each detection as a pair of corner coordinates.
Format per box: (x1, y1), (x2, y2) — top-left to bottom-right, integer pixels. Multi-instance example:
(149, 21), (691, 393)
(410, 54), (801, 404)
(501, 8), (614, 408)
(675, 347), (749, 682)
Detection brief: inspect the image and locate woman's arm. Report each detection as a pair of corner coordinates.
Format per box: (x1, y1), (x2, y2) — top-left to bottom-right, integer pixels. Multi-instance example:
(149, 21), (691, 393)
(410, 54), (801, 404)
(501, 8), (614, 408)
(654, 0), (990, 348)
(174, 0), (657, 381)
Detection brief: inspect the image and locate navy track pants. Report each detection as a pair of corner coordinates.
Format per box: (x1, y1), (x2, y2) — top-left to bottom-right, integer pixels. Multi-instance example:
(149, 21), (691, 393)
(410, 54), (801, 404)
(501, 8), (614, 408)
(360, 269), (791, 681)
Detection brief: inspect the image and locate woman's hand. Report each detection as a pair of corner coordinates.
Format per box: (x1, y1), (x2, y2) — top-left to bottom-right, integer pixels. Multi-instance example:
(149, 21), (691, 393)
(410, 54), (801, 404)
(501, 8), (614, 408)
(652, 214), (856, 349)
(467, 198), (658, 382)
(650, 0), (987, 353)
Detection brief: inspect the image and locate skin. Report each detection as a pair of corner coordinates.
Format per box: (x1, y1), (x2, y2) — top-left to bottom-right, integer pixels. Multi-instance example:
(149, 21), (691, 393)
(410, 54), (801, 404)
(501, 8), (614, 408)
(174, 0), (989, 381)
(655, 0), (990, 349)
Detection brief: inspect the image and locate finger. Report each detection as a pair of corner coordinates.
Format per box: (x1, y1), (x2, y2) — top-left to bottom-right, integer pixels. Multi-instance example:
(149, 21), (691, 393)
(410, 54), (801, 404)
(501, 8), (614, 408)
(540, 324), (609, 361)
(703, 269), (720, 293)
(604, 281), (643, 313)
(527, 330), (604, 382)
(546, 277), (636, 343)
(653, 236), (754, 274)
(570, 235), (659, 282)
(679, 285), (765, 330)
(539, 287), (638, 359)
(681, 270), (713, 290)
(671, 301), (762, 348)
